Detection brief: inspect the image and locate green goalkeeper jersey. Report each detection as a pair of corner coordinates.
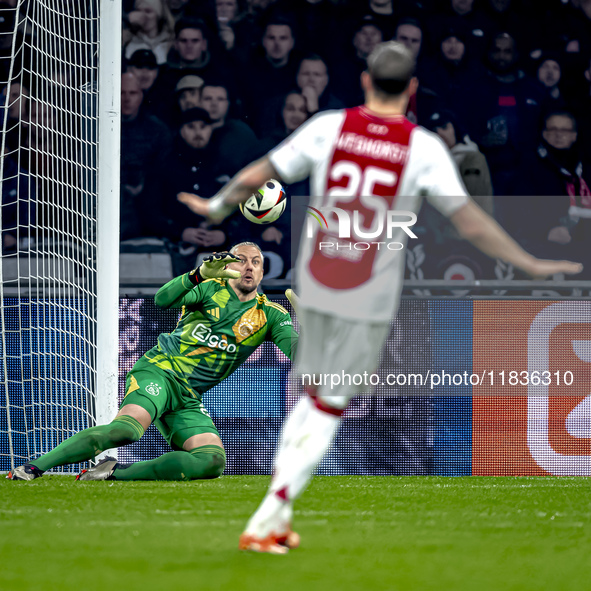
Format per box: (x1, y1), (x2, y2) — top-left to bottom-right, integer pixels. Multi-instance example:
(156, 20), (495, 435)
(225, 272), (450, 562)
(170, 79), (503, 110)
(140, 273), (298, 398)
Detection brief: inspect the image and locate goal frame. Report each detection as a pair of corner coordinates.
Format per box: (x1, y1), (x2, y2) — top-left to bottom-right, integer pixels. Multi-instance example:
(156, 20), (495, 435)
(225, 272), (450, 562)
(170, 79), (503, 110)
(0, 0), (122, 472)
(96, 0), (122, 436)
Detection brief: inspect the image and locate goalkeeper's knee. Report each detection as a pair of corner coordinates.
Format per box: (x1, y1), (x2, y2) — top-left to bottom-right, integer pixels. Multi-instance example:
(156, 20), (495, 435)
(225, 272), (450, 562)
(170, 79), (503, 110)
(187, 445), (226, 480)
(109, 416), (144, 444)
(85, 416), (144, 451)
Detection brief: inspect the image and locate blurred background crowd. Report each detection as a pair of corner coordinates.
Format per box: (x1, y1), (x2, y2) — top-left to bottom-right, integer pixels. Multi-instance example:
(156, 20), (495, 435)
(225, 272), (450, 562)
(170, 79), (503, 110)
(1, 0), (591, 282)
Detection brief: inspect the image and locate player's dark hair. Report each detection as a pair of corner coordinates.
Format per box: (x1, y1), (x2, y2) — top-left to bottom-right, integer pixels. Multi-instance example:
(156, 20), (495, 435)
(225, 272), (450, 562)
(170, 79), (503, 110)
(367, 41), (415, 97)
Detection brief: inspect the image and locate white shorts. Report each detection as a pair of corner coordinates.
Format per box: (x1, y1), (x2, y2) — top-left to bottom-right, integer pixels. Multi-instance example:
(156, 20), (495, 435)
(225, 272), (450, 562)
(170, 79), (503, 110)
(295, 308), (390, 409)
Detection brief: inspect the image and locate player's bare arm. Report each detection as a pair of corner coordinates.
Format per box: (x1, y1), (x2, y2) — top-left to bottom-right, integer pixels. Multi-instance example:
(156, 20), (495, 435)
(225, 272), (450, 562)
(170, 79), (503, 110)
(450, 199), (583, 278)
(178, 157), (280, 223)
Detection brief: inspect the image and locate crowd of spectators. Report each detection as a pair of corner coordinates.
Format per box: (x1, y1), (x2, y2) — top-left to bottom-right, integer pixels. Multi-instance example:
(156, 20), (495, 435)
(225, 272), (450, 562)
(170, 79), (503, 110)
(2, 0), (591, 281)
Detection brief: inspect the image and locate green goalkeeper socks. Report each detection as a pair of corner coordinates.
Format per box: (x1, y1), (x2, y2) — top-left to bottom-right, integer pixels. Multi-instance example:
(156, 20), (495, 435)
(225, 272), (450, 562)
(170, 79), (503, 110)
(31, 416), (144, 473)
(31, 423), (226, 481)
(113, 445), (226, 481)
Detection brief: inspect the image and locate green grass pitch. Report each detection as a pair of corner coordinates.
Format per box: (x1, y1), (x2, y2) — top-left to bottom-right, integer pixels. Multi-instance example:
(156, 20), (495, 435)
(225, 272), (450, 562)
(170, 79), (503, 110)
(2, 475), (591, 591)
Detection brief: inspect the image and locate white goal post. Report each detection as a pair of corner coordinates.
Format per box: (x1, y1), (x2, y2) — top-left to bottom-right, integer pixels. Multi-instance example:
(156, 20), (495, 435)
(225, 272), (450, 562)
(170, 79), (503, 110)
(0, 0), (121, 473)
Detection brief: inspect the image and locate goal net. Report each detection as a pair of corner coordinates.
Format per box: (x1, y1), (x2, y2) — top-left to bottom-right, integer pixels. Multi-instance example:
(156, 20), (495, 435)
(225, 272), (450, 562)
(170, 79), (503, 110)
(0, 0), (120, 473)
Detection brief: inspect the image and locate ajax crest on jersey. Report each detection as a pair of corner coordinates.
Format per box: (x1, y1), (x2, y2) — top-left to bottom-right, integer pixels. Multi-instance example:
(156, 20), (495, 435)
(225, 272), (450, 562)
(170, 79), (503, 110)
(239, 179), (287, 224)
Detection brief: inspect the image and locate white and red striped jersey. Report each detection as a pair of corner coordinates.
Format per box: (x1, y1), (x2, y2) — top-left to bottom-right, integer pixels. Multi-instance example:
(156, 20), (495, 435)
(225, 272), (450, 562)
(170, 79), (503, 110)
(269, 106), (469, 321)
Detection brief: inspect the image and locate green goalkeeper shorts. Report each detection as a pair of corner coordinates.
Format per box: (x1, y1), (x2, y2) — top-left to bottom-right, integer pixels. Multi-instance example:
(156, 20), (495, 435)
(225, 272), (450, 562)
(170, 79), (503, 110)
(122, 357), (220, 450)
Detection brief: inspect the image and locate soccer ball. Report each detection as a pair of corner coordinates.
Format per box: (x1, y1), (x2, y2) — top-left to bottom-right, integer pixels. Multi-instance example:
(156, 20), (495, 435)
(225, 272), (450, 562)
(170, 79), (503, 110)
(239, 179), (287, 224)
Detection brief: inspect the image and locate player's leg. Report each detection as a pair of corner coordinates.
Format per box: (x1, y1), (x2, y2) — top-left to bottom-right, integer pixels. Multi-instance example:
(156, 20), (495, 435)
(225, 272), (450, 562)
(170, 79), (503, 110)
(112, 434), (226, 481)
(30, 406), (147, 472)
(7, 408), (146, 480)
(240, 311), (389, 552)
(10, 363), (172, 481)
(7, 370), (161, 480)
(239, 387), (345, 553)
(103, 398), (226, 481)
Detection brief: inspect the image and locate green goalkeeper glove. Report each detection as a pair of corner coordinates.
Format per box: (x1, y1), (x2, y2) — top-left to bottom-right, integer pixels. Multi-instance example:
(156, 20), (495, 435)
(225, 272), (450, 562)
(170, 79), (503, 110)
(188, 252), (242, 285)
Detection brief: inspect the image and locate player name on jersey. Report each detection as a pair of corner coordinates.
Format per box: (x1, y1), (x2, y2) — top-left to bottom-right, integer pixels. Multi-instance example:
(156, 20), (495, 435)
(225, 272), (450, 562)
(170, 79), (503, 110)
(335, 132), (409, 165)
(269, 105), (468, 321)
(307, 108), (415, 290)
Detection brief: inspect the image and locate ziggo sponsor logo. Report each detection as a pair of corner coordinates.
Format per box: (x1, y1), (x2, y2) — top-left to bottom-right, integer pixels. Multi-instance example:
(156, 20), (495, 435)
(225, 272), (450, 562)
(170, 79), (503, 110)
(191, 323), (237, 353)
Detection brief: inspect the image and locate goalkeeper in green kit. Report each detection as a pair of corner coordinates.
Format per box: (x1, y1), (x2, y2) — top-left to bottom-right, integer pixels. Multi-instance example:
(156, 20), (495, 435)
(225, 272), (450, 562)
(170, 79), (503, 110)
(7, 242), (298, 482)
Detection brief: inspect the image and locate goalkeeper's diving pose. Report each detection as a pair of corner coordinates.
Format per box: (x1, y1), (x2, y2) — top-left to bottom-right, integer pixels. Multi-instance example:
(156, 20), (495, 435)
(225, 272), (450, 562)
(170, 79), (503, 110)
(7, 242), (298, 483)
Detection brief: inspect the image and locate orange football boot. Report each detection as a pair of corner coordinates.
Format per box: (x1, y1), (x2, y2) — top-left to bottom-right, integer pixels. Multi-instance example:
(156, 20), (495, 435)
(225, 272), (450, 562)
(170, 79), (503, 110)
(276, 528), (300, 549)
(238, 532), (289, 554)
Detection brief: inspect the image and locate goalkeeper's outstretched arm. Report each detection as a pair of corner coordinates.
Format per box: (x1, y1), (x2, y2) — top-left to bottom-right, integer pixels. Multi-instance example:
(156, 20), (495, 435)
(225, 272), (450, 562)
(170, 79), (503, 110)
(155, 253), (241, 309)
(178, 156), (279, 223)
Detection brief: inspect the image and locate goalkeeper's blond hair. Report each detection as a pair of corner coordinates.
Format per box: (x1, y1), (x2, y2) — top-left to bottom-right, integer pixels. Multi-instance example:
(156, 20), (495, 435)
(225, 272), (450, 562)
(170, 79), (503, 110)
(230, 242), (264, 262)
